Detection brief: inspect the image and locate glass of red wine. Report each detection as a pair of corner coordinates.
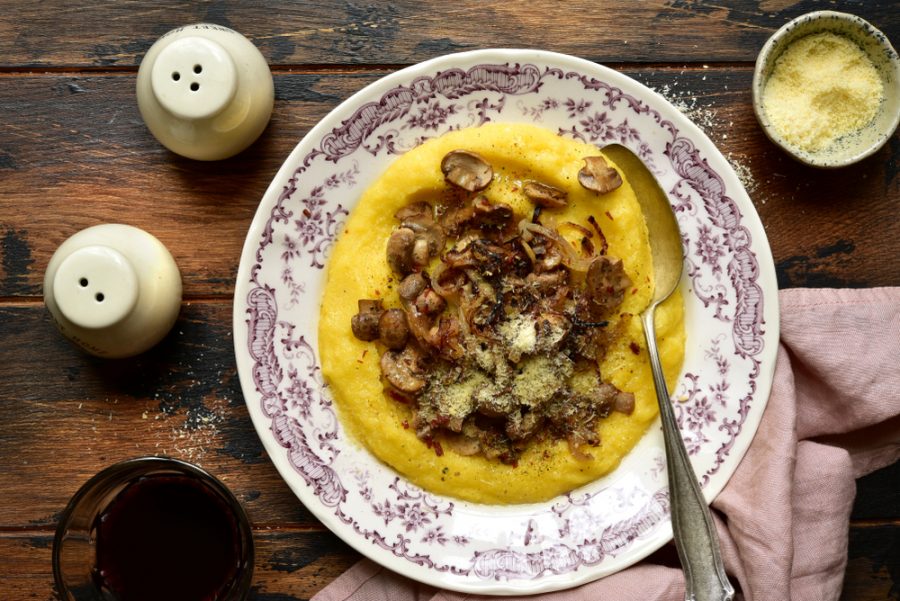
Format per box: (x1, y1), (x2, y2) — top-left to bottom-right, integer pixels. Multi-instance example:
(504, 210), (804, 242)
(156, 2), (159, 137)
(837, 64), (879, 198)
(53, 457), (254, 601)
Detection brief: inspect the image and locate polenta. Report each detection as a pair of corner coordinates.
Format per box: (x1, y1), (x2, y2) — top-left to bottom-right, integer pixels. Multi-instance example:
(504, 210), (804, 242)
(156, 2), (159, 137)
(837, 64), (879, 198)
(319, 123), (684, 504)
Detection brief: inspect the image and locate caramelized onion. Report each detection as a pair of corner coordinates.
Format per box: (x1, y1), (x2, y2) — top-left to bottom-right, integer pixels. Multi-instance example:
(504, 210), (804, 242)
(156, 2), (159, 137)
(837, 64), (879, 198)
(519, 221), (595, 272)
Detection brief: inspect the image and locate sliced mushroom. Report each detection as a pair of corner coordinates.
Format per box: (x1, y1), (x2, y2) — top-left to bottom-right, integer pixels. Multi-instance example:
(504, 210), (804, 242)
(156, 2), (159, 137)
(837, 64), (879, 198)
(445, 432), (481, 456)
(443, 246), (477, 270)
(472, 195), (513, 228)
(440, 203), (476, 236)
(381, 346), (427, 393)
(398, 291), (440, 349)
(394, 201), (434, 224)
(613, 390), (635, 415)
(351, 299), (384, 341)
(397, 213), (445, 268)
(584, 255), (632, 315)
(386, 227), (417, 275)
(506, 410), (540, 441)
(387, 202), (446, 275)
(408, 238), (427, 265)
(578, 156), (623, 194)
(536, 244), (563, 272)
(523, 180), (568, 208)
(525, 269), (568, 292)
(592, 382), (620, 409)
(441, 150), (493, 192)
(414, 288), (446, 316)
(398, 273), (428, 300)
(379, 308), (410, 350)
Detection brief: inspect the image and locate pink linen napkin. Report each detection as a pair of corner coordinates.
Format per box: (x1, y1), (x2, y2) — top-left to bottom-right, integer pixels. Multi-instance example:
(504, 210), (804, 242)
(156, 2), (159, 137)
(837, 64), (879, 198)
(312, 287), (900, 601)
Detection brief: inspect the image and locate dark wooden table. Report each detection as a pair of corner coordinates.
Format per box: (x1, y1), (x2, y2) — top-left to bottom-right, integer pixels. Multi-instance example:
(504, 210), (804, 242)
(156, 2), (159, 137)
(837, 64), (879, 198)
(1, 2), (897, 599)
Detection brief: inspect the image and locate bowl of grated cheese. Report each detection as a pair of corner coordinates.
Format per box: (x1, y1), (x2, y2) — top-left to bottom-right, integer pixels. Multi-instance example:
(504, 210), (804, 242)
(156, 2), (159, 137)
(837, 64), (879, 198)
(753, 10), (900, 168)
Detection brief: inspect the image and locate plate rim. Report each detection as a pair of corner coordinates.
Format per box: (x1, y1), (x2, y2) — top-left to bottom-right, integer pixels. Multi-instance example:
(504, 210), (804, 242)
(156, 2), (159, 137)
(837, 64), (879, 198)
(233, 48), (780, 595)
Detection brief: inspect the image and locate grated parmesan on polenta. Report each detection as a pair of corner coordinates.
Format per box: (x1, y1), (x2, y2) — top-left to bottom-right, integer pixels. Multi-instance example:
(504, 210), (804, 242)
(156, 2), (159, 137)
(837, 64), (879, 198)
(318, 123), (685, 504)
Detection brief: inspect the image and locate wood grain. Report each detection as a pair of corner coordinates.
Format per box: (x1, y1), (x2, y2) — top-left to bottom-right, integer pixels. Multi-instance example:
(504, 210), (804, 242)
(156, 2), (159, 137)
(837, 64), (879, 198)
(0, 1), (896, 68)
(0, 303), (320, 528)
(1, 1), (898, 599)
(3, 523), (898, 601)
(0, 72), (380, 298)
(2, 71), (897, 300)
(2, 300), (899, 599)
(0, 530), (357, 601)
(843, 525), (900, 601)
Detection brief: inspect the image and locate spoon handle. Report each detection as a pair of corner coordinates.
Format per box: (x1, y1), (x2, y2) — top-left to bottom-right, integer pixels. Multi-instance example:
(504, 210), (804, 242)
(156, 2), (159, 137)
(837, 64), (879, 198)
(641, 308), (735, 601)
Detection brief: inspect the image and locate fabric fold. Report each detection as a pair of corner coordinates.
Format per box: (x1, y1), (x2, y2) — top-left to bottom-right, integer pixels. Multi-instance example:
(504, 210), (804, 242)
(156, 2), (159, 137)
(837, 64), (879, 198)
(313, 287), (900, 601)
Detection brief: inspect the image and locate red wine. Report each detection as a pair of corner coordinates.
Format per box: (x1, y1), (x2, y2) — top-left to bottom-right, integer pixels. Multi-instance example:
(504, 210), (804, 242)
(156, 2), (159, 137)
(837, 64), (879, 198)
(93, 474), (244, 601)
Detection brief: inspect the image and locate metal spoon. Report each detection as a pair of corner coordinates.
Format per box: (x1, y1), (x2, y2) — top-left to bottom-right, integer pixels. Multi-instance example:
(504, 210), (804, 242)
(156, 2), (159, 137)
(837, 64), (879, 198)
(602, 143), (735, 601)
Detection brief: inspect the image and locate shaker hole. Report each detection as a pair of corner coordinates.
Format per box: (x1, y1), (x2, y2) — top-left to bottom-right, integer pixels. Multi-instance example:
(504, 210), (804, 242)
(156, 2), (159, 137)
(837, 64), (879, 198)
(190, 82), (200, 91)
(95, 292), (105, 303)
(172, 72), (181, 81)
(79, 278), (89, 287)
(193, 64), (202, 74)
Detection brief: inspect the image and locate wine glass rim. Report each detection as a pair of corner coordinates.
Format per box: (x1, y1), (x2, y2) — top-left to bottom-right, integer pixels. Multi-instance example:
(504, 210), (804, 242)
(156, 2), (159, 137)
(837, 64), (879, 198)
(52, 456), (254, 601)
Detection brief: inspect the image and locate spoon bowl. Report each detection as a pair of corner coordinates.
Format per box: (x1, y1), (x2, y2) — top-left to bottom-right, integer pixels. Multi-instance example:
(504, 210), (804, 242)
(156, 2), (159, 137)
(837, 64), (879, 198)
(603, 143), (735, 601)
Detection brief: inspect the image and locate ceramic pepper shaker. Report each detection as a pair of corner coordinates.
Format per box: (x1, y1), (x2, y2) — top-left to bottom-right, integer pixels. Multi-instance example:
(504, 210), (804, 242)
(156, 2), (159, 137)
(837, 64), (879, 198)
(43, 224), (182, 358)
(136, 23), (274, 160)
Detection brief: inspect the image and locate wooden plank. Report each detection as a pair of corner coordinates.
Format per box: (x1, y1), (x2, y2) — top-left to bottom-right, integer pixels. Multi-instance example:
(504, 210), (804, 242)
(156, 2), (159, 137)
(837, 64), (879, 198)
(0, 303), (320, 528)
(0, 72), (381, 298)
(3, 1), (897, 68)
(841, 524), (900, 601)
(2, 2), (897, 599)
(2, 70), (898, 300)
(4, 524), (897, 601)
(4, 299), (899, 526)
(0, 530), (357, 601)
(853, 461), (900, 521)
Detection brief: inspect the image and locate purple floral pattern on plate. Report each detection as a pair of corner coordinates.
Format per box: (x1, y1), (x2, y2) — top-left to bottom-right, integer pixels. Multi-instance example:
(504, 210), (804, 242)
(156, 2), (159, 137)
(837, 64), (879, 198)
(234, 50), (778, 595)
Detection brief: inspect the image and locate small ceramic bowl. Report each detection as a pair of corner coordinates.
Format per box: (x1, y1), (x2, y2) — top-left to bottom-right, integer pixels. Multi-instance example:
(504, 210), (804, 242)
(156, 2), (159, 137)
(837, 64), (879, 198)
(752, 11), (900, 168)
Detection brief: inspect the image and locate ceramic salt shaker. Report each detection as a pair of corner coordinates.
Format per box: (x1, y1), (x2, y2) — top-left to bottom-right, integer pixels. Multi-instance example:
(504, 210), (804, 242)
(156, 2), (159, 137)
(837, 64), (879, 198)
(43, 224), (182, 358)
(136, 23), (274, 160)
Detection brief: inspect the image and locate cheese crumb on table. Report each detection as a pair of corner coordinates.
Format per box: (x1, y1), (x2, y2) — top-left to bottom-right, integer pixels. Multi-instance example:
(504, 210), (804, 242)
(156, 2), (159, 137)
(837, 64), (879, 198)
(762, 32), (884, 153)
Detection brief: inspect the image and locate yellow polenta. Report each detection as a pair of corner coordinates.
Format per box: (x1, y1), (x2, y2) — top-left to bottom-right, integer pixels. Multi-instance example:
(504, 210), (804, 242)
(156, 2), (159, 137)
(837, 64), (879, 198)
(318, 123), (684, 504)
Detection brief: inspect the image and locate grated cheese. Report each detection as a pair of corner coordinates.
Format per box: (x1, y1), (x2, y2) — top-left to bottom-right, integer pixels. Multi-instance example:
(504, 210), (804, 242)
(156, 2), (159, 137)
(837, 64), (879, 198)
(511, 354), (573, 407)
(762, 32), (883, 153)
(498, 314), (537, 359)
(440, 372), (484, 418)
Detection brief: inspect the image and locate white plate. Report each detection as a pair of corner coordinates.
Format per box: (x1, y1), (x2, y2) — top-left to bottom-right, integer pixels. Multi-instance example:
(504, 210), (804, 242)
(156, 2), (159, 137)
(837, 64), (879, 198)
(233, 49), (779, 595)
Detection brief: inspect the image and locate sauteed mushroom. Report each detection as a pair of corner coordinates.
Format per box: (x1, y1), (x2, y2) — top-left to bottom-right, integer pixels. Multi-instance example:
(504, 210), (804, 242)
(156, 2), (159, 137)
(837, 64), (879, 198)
(386, 227), (417, 275)
(351, 146), (641, 465)
(578, 156), (623, 194)
(523, 180), (568, 208)
(351, 299), (384, 341)
(394, 202), (433, 224)
(585, 255), (632, 316)
(441, 150), (493, 192)
(398, 273), (427, 300)
(378, 308), (409, 350)
(414, 288), (446, 315)
(613, 390), (636, 415)
(380, 346), (426, 393)
(472, 195), (513, 228)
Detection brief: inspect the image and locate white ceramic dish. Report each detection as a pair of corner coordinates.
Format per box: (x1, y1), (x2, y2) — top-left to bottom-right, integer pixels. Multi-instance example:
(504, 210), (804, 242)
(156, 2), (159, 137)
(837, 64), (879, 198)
(233, 49), (779, 595)
(752, 10), (900, 168)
